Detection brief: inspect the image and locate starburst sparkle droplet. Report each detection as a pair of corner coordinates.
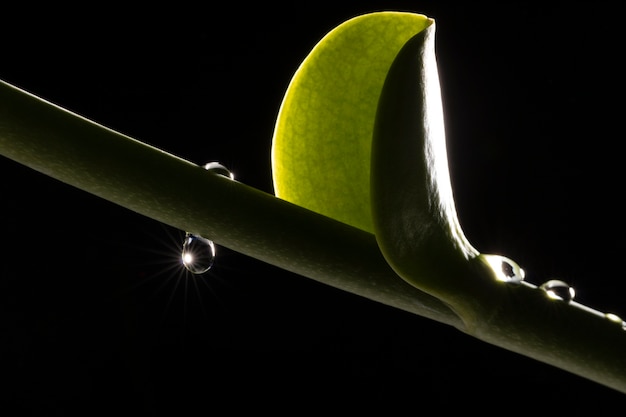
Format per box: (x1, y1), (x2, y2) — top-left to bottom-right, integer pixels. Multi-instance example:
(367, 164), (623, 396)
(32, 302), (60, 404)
(181, 232), (215, 274)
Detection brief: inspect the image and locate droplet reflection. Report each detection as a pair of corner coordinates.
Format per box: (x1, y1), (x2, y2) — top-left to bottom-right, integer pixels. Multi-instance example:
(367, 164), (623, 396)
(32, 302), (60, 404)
(480, 254), (525, 284)
(204, 161), (235, 180)
(181, 232), (216, 274)
(540, 280), (575, 302)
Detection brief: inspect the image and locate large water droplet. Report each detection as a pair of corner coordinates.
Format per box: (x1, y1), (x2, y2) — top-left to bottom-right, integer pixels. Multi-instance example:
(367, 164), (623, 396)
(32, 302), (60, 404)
(204, 161), (234, 180)
(540, 279), (575, 302)
(480, 254), (526, 283)
(181, 232), (215, 274)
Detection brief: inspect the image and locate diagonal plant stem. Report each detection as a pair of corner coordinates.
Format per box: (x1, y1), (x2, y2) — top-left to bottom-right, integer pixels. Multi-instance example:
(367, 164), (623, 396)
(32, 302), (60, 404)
(2, 78), (626, 395)
(0, 78), (462, 329)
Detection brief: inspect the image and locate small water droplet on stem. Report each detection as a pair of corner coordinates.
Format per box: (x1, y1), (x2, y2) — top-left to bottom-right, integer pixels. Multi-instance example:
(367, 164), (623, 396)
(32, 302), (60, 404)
(540, 279), (575, 302)
(204, 161), (234, 180)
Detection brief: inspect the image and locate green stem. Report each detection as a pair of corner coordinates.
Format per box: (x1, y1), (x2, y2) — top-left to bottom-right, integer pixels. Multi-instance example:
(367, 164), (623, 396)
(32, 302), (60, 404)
(2, 79), (626, 395)
(0, 78), (461, 329)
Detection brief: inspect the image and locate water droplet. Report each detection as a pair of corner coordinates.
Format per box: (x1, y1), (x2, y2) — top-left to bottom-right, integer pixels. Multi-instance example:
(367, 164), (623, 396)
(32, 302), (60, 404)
(540, 279), (575, 302)
(605, 312), (623, 324)
(181, 232), (215, 274)
(606, 312), (621, 322)
(480, 254), (526, 283)
(204, 161), (234, 180)
(605, 313), (626, 330)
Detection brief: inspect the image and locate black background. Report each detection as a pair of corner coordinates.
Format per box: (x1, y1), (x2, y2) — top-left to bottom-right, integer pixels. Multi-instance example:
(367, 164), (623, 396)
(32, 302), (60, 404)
(2, 1), (625, 414)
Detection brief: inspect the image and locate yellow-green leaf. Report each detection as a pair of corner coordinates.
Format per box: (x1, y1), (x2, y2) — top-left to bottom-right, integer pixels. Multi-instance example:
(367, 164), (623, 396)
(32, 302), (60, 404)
(271, 12), (432, 233)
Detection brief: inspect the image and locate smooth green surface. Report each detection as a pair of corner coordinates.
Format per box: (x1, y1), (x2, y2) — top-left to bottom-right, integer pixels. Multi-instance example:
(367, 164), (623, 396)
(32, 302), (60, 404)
(272, 12), (432, 233)
(371, 25), (481, 310)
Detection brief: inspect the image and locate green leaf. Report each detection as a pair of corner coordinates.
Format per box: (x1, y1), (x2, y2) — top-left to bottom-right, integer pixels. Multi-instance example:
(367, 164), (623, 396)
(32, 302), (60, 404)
(370, 23), (483, 311)
(271, 12), (432, 233)
(270, 10), (481, 319)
